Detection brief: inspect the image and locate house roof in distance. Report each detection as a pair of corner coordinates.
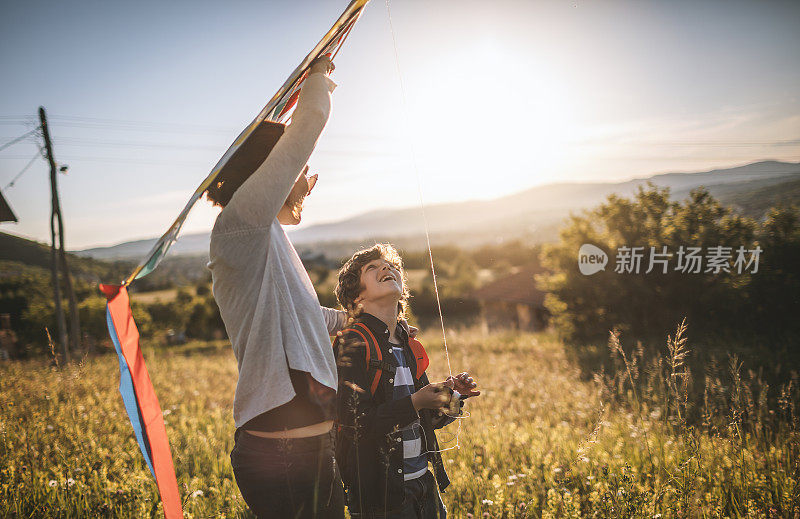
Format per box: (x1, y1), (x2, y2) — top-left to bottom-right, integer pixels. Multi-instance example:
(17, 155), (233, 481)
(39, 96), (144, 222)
(470, 267), (546, 306)
(0, 190), (18, 223)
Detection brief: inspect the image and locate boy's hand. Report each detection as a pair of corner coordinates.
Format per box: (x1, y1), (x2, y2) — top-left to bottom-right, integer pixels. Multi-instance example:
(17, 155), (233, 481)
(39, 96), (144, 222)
(446, 372), (480, 398)
(309, 55), (335, 76)
(411, 382), (452, 412)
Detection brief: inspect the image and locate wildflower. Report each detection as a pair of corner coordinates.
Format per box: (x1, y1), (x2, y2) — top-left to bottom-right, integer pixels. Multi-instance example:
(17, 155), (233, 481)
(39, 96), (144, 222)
(47, 425), (54, 431)
(163, 409), (172, 416)
(506, 481), (514, 486)
(482, 513), (490, 519)
(653, 515), (662, 519)
(67, 478), (75, 487)
(190, 489), (203, 498)
(579, 456), (589, 463)
(47, 480), (57, 487)
(553, 467), (562, 473)
(508, 474), (518, 481)
(466, 514), (474, 519)
(481, 499), (494, 505)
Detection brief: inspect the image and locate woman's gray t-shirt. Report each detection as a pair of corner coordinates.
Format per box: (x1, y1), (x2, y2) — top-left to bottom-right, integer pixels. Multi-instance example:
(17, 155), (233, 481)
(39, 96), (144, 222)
(208, 72), (341, 428)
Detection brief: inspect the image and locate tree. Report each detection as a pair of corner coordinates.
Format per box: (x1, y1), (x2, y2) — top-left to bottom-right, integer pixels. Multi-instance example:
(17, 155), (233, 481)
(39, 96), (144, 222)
(538, 184), (762, 342)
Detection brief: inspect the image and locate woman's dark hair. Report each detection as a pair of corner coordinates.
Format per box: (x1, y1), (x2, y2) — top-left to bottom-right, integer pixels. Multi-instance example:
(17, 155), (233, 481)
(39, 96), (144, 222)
(205, 120), (285, 207)
(335, 243), (409, 318)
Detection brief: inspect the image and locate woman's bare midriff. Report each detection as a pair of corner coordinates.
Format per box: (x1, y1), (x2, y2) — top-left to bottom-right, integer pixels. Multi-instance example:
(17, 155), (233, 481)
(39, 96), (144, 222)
(244, 420), (333, 439)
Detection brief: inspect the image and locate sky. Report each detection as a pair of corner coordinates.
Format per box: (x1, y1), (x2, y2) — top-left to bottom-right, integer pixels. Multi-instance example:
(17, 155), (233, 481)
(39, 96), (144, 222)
(0, 0), (798, 249)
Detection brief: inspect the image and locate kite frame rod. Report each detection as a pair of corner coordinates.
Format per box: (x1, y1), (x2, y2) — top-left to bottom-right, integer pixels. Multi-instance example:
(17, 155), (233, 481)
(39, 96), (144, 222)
(121, 0), (370, 286)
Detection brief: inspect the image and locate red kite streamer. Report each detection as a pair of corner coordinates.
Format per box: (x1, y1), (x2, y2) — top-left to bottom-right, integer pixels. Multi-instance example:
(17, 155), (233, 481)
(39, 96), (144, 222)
(100, 284), (182, 519)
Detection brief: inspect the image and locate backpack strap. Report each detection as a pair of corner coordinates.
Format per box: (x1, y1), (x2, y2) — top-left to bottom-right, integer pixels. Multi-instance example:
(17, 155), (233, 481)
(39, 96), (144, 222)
(408, 337), (429, 379)
(337, 322), (388, 396)
(337, 327), (371, 365)
(368, 359), (396, 375)
(353, 322), (385, 396)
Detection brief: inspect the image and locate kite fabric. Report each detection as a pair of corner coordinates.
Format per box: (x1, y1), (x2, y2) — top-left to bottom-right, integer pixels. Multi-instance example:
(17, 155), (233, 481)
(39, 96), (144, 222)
(100, 284), (182, 519)
(123, 0), (370, 286)
(99, 2), (372, 517)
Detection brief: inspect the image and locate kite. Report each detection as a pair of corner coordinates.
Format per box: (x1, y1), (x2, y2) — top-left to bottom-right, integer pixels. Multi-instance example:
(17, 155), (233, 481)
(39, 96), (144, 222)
(100, 2), (371, 517)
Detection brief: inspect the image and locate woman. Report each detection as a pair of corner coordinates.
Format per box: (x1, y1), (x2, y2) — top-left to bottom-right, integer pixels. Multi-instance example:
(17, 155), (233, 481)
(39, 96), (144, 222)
(207, 56), (345, 518)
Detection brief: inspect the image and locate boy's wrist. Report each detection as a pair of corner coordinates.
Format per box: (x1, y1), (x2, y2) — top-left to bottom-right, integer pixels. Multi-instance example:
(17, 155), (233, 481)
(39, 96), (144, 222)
(411, 392), (421, 411)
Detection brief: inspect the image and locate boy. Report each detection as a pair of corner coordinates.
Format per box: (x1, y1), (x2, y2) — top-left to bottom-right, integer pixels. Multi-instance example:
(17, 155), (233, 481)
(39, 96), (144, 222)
(333, 244), (480, 518)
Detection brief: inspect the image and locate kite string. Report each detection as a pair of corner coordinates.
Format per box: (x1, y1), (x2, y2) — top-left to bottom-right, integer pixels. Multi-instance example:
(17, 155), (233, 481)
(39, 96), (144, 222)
(384, 0), (453, 379)
(385, 0), (468, 455)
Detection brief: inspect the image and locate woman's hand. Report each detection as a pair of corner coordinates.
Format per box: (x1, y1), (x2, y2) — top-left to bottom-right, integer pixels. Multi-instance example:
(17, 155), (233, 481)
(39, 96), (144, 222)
(446, 372), (480, 398)
(309, 55), (335, 76)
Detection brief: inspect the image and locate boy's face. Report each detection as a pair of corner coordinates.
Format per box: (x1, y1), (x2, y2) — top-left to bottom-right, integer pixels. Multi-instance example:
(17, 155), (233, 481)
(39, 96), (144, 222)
(354, 258), (403, 307)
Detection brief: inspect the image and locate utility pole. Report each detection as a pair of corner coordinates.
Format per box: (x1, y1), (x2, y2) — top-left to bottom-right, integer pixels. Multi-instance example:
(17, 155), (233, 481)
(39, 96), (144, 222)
(40, 107), (80, 362)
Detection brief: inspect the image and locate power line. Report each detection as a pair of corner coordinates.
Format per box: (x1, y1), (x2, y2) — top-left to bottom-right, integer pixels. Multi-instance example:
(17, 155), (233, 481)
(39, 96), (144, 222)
(3, 149), (43, 190)
(48, 114), (237, 135)
(50, 136), (224, 151)
(0, 116), (36, 123)
(0, 154), (211, 166)
(0, 129), (38, 153)
(2, 113), (238, 134)
(0, 118), (37, 128)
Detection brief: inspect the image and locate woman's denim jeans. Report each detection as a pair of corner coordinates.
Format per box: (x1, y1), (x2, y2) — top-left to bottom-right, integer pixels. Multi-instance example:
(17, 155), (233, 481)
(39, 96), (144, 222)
(231, 428), (345, 519)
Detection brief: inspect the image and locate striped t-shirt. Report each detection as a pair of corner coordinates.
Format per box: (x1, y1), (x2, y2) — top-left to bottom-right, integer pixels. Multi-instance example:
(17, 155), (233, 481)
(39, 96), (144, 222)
(390, 341), (428, 481)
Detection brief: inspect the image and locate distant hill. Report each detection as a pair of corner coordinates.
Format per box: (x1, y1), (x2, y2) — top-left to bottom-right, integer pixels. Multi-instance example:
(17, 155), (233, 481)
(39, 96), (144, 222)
(0, 231), (56, 270)
(75, 232), (212, 262)
(289, 160), (800, 246)
(711, 177), (800, 218)
(0, 232), (207, 290)
(73, 159), (800, 260)
(0, 231), (129, 284)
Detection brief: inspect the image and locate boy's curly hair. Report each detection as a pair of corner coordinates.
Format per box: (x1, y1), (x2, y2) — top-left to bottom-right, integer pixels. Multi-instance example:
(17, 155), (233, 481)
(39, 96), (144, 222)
(335, 243), (409, 319)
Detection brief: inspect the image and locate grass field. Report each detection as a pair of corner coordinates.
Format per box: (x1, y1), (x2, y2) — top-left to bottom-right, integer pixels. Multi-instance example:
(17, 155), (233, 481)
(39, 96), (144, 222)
(129, 289), (180, 305)
(1, 328), (798, 518)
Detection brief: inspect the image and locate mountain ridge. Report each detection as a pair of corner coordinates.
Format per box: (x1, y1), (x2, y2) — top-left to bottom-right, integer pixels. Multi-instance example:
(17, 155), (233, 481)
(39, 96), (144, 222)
(70, 159), (800, 260)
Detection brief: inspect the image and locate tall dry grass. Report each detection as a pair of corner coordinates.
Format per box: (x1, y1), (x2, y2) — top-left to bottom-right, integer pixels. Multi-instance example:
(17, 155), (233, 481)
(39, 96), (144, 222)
(1, 326), (798, 518)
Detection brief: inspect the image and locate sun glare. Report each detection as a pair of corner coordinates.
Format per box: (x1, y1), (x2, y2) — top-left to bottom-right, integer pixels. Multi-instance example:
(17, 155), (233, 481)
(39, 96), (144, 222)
(406, 38), (578, 202)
